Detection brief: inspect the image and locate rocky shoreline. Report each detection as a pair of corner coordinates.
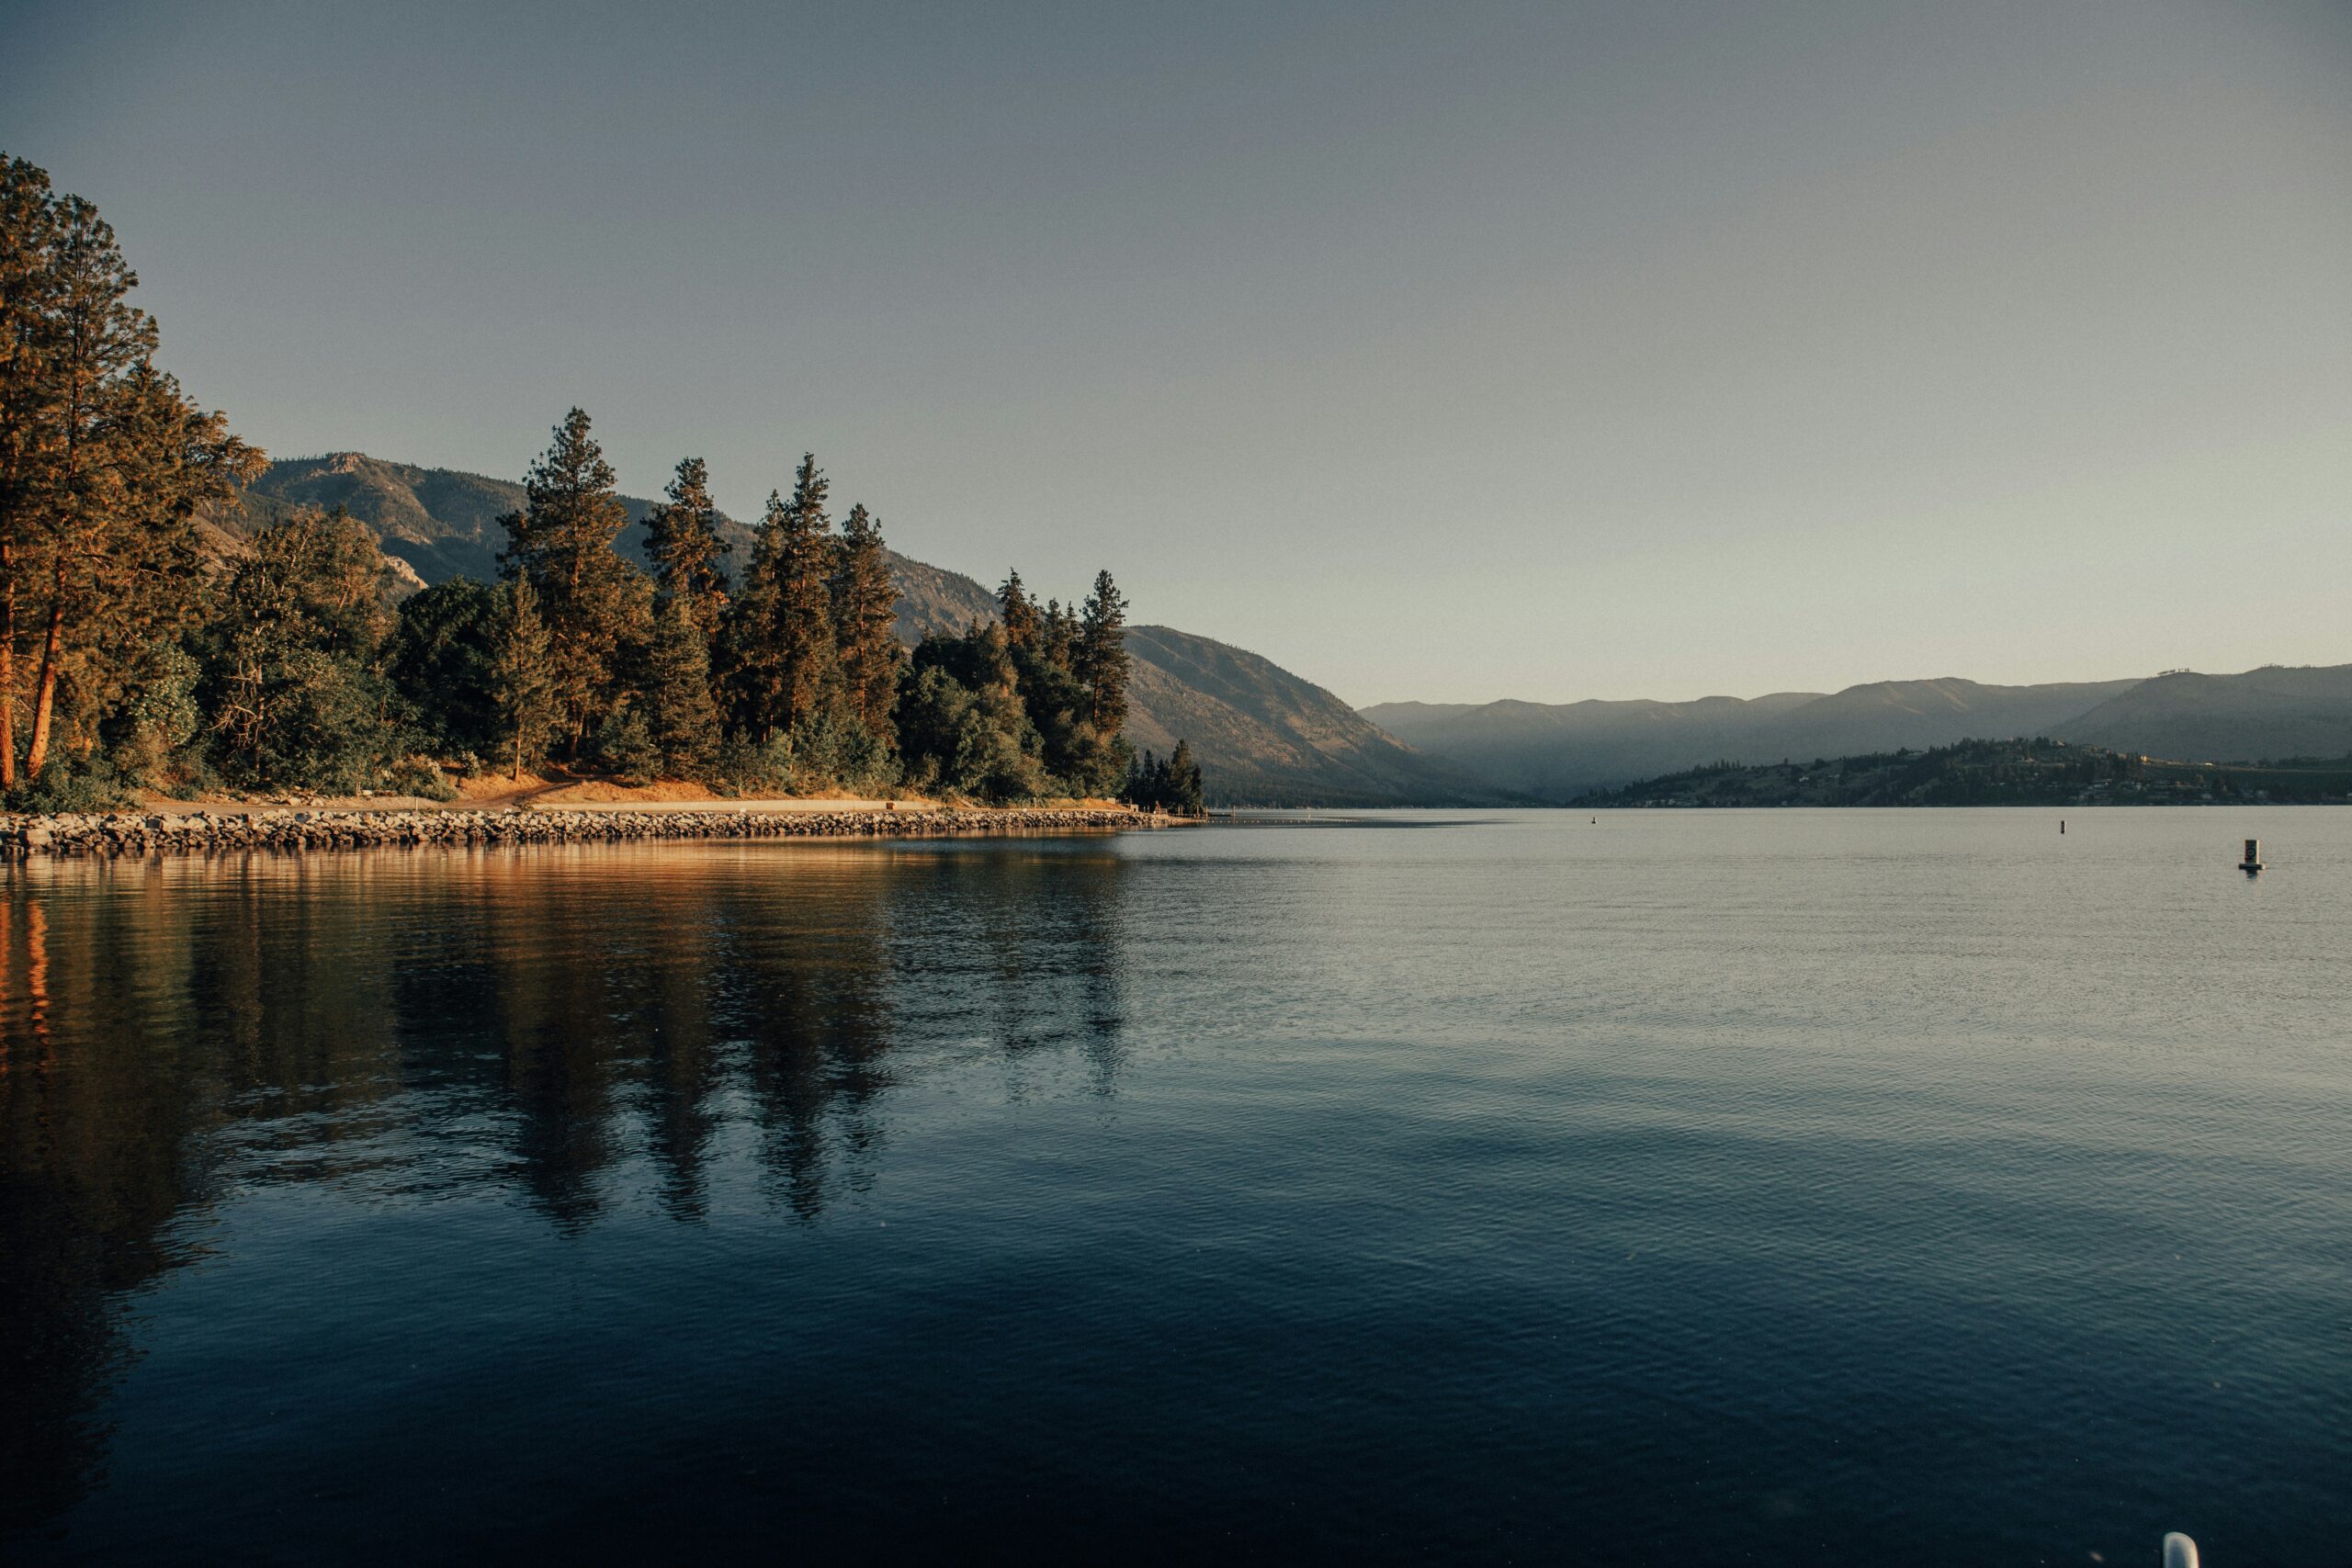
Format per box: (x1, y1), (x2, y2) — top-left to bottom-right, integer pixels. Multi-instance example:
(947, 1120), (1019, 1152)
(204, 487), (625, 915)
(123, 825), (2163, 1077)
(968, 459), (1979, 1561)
(3, 806), (1174, 859)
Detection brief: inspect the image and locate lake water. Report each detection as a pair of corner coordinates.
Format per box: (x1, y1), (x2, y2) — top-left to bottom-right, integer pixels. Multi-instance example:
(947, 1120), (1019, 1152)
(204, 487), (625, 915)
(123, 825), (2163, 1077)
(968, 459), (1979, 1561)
(3, 810), (2346, 1563)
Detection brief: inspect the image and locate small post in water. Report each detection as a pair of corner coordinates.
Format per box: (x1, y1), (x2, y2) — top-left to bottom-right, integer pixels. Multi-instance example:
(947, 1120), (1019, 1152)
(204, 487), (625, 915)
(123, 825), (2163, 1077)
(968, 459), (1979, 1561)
(2239, 839), (2263, 874)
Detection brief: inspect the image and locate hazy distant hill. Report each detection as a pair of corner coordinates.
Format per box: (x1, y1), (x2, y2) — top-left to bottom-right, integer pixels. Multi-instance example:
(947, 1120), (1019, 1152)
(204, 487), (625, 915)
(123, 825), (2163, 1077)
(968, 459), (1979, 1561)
(2060, 665), (2352, 762)
(1366, 676), (2139, 799)
(1361, 692), (1822, 799)
(1369, 667), (2352, 798)
(238, 455), (1486, 805)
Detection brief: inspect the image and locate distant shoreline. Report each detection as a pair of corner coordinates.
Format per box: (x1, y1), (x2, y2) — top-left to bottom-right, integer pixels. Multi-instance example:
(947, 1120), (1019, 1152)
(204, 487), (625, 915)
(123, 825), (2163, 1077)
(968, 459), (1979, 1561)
(3, 805), (1184, 860)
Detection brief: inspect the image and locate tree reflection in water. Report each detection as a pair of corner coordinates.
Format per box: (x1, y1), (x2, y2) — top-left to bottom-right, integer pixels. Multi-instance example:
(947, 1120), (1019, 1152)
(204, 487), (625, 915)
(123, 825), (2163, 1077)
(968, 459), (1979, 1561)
(0, 838), (1132, 1534)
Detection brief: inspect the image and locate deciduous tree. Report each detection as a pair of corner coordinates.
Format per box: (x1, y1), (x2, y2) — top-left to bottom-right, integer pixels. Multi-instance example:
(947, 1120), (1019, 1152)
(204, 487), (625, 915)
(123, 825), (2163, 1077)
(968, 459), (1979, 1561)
(200, 506), (397, 788)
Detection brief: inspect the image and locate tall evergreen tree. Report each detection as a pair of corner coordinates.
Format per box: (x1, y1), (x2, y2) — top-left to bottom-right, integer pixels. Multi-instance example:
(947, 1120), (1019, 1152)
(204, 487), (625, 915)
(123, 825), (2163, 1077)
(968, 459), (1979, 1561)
(1165, 737), (1204, 814)
(0, 161), (262, 787)
(0, 153), (54, 788)
(1040, 597), (1076, 671)
(719, 455), (842, 748)
(998, 570), (1040, 650)
(831, 502), (900, 745)
(720, 487), (787, 743)
(645, 596), (721, 774)
(488, 574), (558, 780)
(770, 452), (840, 738)
(642, 455), (729, 643)
(499, 409), (649, 757)
(1078, 569), (1129, 735)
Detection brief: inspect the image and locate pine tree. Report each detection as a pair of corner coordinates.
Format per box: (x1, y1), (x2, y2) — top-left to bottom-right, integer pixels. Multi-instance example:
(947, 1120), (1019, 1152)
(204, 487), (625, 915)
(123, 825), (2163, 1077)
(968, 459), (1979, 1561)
(0, 162), (263, 787)
(720, 488), (788, 743)
(1041, 597), (1076, 671)
(0, 153), (53, 788)
(499, 409), (649, 758)
(1166, 737), (1204, 815)
(642, 455), (729, 644)
(998, 570), (1040, 650)
(1123, 748), (1161, 810)
(831, 502), (900, 745)
(1078, 569), (1129, 734)
(771, 452), (840, 738)
(645, 596), (720, 775)
(488, 574), (558, 780)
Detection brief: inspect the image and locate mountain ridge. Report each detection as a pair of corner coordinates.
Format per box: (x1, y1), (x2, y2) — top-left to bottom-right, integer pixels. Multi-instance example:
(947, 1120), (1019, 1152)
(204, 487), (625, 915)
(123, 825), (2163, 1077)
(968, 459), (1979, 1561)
(1366, 668), (2352, 799)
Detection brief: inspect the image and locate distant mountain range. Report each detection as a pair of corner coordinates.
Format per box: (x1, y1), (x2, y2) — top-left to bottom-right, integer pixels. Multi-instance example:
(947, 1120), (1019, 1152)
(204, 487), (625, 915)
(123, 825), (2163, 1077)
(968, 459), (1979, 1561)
(237, 454), (1489, 806)
(1366, 667), (2352, 800)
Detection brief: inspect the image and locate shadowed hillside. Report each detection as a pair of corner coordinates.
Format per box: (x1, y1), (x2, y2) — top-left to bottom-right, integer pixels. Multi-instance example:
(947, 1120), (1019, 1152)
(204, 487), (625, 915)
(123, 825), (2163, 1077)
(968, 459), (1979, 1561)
(1125, 627), (1501, 806)
(2060, 665), (2352, 762)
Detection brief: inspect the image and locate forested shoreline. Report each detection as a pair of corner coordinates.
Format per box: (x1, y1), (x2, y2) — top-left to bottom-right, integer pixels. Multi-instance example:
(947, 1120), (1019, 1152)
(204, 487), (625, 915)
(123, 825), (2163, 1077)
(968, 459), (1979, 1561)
(1569, 738), (2352, 807)
(0, 153), (1204, 814)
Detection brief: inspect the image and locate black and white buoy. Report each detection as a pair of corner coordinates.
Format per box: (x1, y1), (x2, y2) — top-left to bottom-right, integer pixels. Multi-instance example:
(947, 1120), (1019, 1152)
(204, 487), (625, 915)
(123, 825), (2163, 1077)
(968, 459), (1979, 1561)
(2239, 838), (2264, 874)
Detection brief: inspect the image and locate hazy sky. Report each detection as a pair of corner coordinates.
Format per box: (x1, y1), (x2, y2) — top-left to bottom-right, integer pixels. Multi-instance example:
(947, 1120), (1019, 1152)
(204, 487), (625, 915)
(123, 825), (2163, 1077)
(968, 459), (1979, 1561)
(6, 1), (2347, 705)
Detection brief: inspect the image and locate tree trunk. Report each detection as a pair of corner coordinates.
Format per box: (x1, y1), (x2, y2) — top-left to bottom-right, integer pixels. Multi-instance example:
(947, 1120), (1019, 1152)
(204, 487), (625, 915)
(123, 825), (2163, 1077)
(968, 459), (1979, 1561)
(1, 543), (16, 790)
(23, 570), (65, 779)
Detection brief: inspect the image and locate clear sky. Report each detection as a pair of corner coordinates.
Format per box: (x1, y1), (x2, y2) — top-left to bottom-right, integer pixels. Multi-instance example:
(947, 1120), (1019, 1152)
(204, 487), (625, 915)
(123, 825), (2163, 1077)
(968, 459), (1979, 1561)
(6, 0), (2347, 705)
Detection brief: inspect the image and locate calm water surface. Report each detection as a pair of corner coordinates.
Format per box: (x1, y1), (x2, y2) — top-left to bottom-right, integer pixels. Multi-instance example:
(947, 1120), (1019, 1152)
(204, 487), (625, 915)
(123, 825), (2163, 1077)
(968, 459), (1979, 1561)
(2, 810), (2346, 1563)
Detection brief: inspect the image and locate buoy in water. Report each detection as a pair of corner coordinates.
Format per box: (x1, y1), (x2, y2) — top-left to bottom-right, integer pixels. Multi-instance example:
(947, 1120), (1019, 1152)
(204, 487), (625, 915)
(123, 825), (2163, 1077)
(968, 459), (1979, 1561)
(2164, 1531), (2199, 1568)
(2239, 838), (2264, 874)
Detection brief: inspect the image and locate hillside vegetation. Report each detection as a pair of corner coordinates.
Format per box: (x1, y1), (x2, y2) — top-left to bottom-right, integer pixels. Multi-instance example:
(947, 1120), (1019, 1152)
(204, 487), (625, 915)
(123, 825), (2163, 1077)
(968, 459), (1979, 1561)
(1570, 738), (2352, 808)
(239, 457), (1484, 807)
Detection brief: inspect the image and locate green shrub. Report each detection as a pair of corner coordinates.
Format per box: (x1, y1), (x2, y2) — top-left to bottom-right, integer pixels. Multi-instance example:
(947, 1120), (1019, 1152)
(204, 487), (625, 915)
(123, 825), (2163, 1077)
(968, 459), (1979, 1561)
(386, 756), (459, 802)
(8, 757), (135, 814)
(591, 709), (658, 787)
